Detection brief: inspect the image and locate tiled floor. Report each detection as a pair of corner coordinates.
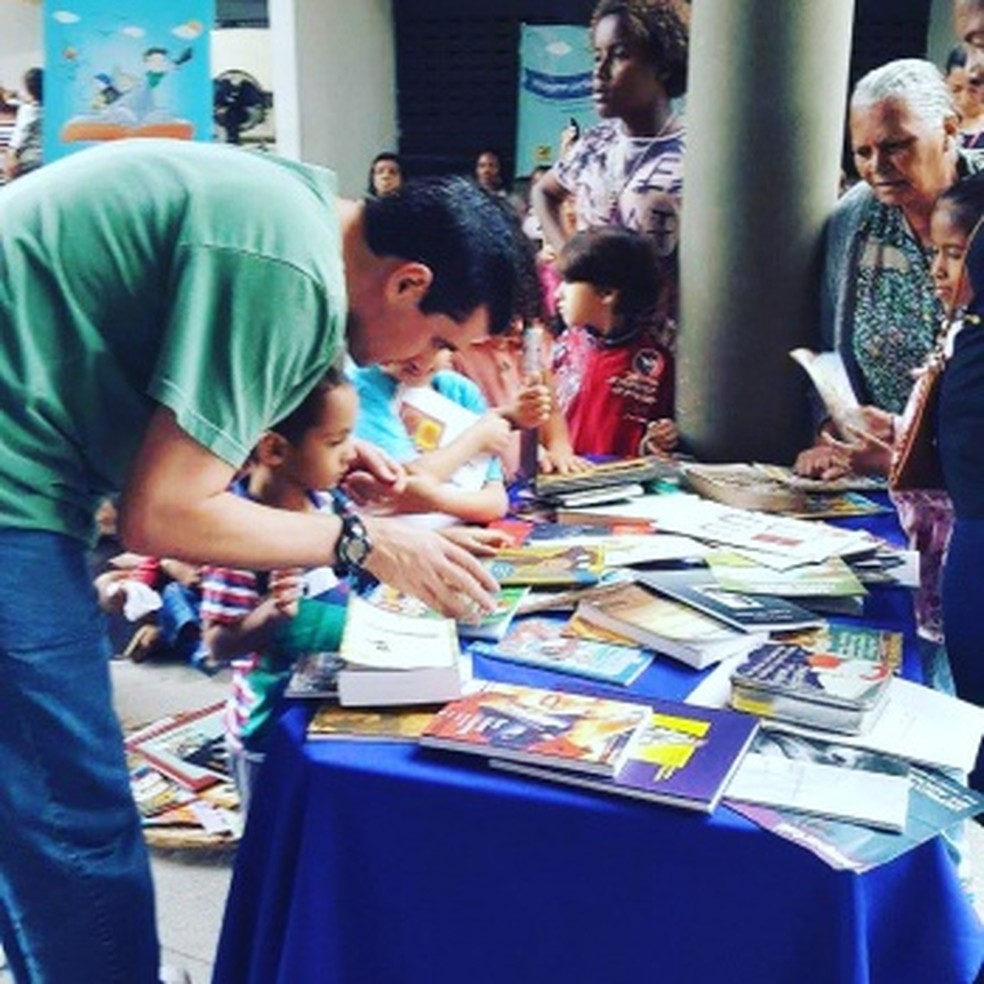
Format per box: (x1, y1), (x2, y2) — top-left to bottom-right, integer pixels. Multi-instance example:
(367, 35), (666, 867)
(0, 658), (234, 984)
(112, 658), (235, 984)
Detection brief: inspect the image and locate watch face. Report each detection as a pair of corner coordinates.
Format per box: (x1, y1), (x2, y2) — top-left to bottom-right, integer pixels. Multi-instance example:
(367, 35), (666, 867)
(340, 515), (371, 568)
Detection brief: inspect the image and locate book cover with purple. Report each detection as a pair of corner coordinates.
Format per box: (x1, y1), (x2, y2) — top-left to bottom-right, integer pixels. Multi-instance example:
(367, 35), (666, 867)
(495, 698), (759, 812)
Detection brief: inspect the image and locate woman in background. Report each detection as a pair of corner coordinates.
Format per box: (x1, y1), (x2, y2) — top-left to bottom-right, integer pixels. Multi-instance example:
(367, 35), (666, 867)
(945, 44), (984, 149)
(366, 151), (403, 197)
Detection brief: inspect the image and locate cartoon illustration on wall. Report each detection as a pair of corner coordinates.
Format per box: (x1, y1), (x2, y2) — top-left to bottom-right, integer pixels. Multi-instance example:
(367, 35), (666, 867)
(45, 2), (213, 161)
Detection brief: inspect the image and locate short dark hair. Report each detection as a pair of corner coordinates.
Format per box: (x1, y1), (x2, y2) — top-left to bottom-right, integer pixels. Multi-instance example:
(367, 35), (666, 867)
(938, 172), (984, 236)
(591, 0), (690, 100)
(561, 226), (661, 320)
(363, 176), (535, 335)
(946, 44), (969, 75)
(366, 151), (402, 196)
(938, 174), (984, 303)
(271, 364), (351, 446)
(23, 67), (42, 104)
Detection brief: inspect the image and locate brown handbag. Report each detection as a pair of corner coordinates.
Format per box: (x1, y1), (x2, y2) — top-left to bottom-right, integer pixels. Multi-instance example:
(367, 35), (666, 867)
(888, 359), (945, 491)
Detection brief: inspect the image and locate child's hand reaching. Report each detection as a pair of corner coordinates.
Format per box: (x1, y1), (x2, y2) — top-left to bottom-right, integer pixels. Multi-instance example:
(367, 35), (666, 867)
(474, 411), (512, 456)
(269, 568), (304, 619)
(640, 418), (678, 455)
(538, 444), (592, 474)
(509, 378), (552, 429)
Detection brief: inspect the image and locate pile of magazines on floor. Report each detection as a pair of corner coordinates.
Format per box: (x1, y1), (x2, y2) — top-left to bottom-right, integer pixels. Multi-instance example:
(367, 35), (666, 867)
(125, 702), (242, 844)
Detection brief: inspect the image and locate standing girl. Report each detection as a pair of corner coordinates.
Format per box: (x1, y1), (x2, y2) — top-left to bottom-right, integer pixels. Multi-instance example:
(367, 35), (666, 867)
(532, 0), (688, 349)
(552, 226), (677, 458)
(936, 172), (984, 789)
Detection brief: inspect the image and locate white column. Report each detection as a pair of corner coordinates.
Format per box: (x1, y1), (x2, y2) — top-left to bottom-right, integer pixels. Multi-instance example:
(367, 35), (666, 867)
(677, 0), (855, 462)
(269, 0), (396, 197)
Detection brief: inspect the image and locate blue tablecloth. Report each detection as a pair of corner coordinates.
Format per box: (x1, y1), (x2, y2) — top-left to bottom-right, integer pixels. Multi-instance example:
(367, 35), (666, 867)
(213, 504), (984, 984)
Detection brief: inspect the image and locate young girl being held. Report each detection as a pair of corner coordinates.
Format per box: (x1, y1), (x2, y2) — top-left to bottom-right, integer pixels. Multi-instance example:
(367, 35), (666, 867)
(552, 225), (677, 458)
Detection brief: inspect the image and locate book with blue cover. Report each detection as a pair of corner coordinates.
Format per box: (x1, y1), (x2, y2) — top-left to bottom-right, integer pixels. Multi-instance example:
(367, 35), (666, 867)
(469, 615), (653, 686)
(494, 697), (759, 813)
(487, 543), (606, 587)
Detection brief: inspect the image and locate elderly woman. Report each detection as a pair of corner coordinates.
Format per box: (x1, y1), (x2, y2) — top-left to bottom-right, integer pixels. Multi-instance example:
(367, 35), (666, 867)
(796, 59), (984, 699)
(796, 59), (984, 471)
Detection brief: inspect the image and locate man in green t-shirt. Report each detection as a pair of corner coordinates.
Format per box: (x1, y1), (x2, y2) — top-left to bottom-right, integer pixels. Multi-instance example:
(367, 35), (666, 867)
(0, 138), (529, 984)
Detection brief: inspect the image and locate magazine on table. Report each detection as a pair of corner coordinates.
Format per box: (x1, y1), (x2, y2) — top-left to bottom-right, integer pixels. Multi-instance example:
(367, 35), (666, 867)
(468, 614), (653, 687)
(634, 568), (826, 634)
(727, 763), (984, 873)
(704, 551), (867, 599)
(723, 729), (911, 832)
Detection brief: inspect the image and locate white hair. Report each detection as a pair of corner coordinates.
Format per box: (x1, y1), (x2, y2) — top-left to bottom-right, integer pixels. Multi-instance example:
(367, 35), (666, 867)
(851, 58), (957, 128)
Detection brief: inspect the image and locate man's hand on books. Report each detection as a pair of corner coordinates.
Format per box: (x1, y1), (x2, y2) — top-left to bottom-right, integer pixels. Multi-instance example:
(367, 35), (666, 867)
(362, 516), (498, 620)
(794, 406), (894, 480)
(793, 443), (851, 480)
(639, 418), (679, 455)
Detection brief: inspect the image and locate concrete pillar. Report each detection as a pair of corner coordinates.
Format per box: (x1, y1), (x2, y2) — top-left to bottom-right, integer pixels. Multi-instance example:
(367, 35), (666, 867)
(269, 0), (397, 197)
(677, 0), (855, 463)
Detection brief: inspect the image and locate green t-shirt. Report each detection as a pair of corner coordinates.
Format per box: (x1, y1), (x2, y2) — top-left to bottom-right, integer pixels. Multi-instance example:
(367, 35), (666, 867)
(0, 138), (346, 541)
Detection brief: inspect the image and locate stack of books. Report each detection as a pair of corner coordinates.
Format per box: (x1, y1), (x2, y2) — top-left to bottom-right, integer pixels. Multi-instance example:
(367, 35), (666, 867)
(420, 681), (759, 814)
(728, 632), (896, 735)
(124, 703), (241, 843)
(574, 581), (764, 671)
(334, 594), (464, 707)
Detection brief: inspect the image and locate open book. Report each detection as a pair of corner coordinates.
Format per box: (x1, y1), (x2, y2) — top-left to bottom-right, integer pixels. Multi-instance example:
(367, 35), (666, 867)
(397, 384), (491, 492)
(789, 348), (864, 436)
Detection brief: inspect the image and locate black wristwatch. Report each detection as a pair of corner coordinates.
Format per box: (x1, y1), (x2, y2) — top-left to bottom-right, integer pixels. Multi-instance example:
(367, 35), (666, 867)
(331, 491), (373, 575)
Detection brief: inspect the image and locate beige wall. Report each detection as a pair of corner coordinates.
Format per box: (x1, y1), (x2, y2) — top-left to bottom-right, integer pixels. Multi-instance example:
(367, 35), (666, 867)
(0, 2), (43, 94)
(269, 0), (397, 197)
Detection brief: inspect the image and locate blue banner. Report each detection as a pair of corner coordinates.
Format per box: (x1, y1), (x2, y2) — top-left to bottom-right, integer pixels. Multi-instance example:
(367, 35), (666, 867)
(44, 0), (213, 163)
(515, 23), (596, 178)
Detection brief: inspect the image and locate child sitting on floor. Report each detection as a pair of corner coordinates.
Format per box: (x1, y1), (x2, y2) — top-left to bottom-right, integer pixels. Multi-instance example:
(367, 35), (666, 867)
(552, 226), (678, 458)
(352, 346), (511, 527)
(200, 367), (357, 812)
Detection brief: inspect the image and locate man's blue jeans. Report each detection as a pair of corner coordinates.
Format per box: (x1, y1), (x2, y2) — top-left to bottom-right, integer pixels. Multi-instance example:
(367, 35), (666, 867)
(0, 530), (159, 982)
